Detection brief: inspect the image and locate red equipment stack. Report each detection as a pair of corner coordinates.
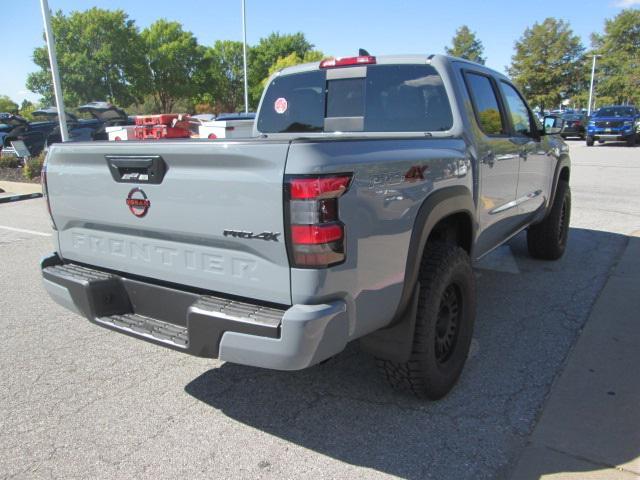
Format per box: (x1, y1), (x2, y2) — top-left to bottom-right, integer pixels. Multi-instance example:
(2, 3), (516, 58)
(134, 114), (191, 140)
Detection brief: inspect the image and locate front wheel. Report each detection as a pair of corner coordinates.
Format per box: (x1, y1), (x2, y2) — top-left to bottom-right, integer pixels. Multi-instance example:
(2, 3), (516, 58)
(627, 134), (637, 147)
(376, 243), (476, 400)
(586, 136), (594, 146)
(527, 180), (571, 260)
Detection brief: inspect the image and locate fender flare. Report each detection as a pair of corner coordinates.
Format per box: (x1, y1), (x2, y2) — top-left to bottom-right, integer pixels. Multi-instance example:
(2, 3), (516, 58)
(542, 154), (571, 222)
(360, 185), (476, 363)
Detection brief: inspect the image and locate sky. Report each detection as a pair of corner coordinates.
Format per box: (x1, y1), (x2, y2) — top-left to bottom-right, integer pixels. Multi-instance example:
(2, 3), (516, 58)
(2, 0), (639, 105)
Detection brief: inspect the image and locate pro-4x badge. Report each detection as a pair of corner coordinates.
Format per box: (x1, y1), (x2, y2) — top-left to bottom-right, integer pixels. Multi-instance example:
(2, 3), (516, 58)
(126, 188), (151, 217)
(223, 230), (280, 241)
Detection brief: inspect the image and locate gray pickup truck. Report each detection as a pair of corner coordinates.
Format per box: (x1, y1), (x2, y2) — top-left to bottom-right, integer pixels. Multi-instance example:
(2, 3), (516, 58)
(41, 54), (571, 399)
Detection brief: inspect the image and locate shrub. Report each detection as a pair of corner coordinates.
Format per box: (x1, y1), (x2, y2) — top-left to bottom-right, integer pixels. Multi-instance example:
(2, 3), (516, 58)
(0, 156), (20, 168)
(23, 153), (45, 180)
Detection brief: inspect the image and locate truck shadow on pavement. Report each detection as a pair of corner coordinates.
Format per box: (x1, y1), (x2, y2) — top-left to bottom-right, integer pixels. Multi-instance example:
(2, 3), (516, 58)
(185, 227), (634, 480)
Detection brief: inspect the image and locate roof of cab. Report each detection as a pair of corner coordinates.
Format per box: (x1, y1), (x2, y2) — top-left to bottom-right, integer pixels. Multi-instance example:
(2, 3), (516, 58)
(273, 53), (510, 82)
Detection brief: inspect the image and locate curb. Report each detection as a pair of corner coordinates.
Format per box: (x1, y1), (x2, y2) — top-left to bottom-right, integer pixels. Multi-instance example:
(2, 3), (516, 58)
(0, 192), (43, 204)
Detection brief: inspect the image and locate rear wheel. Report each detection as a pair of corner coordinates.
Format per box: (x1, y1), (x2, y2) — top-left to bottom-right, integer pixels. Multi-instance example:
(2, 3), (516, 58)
(627, 134), (637, 147)
(527, 180), (571, 260)
(376, 243), (476, 400)
(586, 136), (594, 146)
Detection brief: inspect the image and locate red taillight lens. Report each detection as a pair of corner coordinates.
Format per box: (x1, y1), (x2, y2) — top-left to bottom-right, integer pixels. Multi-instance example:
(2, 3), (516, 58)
(287, 174), (351, 268)
(207, 133), (217, 139)
(291, 224), (343, 244)
(290, 176), (351, 199)
(320, 56), (376, 69)
(574, 121), (582, 126)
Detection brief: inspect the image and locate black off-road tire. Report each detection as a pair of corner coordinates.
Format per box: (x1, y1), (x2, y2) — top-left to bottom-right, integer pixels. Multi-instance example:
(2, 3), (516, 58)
(626, 134), (637, 147)
(527, 180), (571, 260)
(376, 243), (476, 400)
(586, 137), (594, 146)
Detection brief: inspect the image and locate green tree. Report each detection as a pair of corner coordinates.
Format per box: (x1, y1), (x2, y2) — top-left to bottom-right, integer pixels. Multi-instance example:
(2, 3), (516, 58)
(19, 100), (38, 120)
(0, 95), (19, 113)
(139, 20), (204, 113)
(260, 50), (325, 88)
(445, 25), (486, 64)
(248, 32), (313, 106)
(26, 8), (144, 107)
(197, 40), (246, 113)
(507, 18), (585, 111)
(590, 9), (640, 106)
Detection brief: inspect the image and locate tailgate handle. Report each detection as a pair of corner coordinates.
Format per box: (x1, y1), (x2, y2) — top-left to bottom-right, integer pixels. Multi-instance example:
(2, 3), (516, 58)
(105, 155), (167, 184)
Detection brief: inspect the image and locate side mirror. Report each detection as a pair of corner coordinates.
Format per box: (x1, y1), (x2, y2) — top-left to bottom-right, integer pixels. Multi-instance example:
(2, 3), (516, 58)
(542, 116), (563, 135)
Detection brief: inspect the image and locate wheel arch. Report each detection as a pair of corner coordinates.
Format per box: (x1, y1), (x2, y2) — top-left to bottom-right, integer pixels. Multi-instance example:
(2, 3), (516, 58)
(543, 155), (571, 222)
(360, 185), (476, 363)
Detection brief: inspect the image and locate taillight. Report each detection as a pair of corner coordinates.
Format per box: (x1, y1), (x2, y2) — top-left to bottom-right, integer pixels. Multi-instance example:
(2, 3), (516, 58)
(208, 133), (217, 139)
(286, 174), (352, 268)
(319, 56), (376, 69)
(41, 154), (57, 230)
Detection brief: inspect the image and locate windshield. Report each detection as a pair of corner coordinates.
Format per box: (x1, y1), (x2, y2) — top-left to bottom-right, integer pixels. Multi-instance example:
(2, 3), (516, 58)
(594, 107), (636, 118)
(257, 64), (453, 134)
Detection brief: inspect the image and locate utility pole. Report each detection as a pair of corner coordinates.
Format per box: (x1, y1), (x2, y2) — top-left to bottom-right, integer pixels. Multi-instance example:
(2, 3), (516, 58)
(587, 55), (600, 116)
(39, 0), (68, 141)
(241, 0), (249, 114)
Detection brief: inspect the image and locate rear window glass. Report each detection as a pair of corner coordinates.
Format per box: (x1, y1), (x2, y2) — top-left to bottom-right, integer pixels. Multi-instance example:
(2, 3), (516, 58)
(258, 64), (453, 133)
(326, 78), (364, 117)
(257, 70), (325, 133)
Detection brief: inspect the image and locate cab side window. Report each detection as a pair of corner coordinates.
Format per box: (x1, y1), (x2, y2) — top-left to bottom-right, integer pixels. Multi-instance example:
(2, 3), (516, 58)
(501, 82), (535, 137)
(464, 72), (505, 136)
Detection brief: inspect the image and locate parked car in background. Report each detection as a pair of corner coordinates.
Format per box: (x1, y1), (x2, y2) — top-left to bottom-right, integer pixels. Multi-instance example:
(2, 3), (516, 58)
(198, 112), (255, 139)
(560, 112), (587, 139)
(586, 105), (640, 146)
(77, 102), (132, 141)
(1, 111), (57, 157)
(74, 102), (135, 141)
(37, 107), (99, 148)
(0, 113), (18, 153)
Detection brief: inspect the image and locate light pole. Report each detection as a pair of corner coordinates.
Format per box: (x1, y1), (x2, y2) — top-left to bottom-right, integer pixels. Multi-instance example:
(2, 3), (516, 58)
(587, 54), (601, 116)
(39, 0), (68, 142)
(241, 0), (249, 114)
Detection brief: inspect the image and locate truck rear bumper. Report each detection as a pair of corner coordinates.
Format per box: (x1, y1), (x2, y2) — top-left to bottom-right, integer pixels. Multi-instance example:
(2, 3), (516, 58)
(41, 253), (348, 370)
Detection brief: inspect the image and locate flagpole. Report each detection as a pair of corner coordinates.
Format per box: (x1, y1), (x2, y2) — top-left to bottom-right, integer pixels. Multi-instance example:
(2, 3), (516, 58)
(241, 0), (249, 113)
(40, 0), (68, 141)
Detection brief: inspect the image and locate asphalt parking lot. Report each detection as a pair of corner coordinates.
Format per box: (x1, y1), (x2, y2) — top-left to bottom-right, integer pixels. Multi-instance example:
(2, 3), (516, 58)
(0, 141), (638, 480)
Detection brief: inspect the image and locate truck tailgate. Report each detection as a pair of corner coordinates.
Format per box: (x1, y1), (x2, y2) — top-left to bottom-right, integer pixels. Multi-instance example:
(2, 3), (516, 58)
(46, 140), (291, 305)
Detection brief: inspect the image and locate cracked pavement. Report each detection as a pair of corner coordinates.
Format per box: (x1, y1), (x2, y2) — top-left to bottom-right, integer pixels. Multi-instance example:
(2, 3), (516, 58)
(0, 142), (636, 479)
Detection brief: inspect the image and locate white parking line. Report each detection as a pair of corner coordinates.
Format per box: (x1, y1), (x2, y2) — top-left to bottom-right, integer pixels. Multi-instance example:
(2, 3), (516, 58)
(0, 225), (51, 237)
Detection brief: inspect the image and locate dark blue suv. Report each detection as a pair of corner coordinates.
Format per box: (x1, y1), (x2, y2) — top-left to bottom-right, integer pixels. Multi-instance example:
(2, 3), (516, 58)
(586, 105), (639, 147)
